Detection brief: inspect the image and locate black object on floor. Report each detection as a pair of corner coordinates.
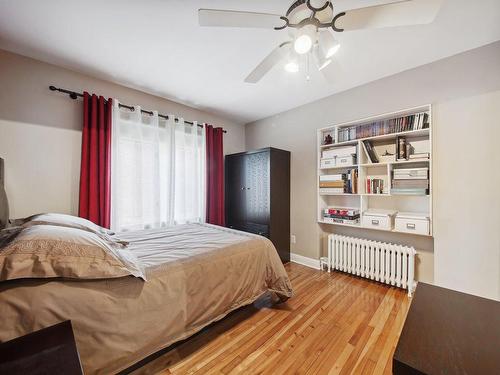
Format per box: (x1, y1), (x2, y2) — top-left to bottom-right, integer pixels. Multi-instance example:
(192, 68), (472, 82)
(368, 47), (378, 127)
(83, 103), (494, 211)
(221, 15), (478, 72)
(0, 320), (83, 375)
(225, 147), (291, 264)
(394, 282), (500, 374)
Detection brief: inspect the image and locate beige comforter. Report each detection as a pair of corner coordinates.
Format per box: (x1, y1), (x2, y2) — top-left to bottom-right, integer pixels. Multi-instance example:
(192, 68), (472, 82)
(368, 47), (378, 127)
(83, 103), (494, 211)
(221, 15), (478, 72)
(0, 223), (292, 374)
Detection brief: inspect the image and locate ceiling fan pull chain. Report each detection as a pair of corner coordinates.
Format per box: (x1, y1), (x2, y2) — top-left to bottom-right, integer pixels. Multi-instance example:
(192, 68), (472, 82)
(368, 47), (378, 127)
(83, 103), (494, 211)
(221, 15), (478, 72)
(305, 53), (311, 81)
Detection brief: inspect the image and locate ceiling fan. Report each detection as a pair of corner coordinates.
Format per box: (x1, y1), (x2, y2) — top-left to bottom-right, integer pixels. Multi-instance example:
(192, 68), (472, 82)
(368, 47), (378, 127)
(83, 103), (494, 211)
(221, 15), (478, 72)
(198, 0), (444, 83)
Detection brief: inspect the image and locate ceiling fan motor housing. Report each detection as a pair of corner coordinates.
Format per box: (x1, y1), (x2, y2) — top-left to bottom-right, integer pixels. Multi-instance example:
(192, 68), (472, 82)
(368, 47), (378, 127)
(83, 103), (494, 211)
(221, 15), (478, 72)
(279, 0), (344, 32)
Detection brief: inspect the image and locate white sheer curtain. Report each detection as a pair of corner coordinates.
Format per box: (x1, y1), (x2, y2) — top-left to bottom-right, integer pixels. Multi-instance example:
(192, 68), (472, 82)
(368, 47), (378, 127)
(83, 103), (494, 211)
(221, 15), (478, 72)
(111, 100), (205, 232)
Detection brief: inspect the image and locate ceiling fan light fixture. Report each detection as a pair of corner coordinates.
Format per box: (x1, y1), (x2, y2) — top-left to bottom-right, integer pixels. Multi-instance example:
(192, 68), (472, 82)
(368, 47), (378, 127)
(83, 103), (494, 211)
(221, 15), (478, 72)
(284, 50), (300, 73)
(319, 30), (340, 58)
(294, 24), (316, 54)
(284, 61), (299, 73)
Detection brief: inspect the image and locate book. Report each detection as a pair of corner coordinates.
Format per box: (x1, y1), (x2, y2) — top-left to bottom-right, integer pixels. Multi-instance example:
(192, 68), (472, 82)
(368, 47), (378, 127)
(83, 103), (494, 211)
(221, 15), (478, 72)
(392, 180), (429, 188)
(319, 181), (345, 188)
(335, 111), (429, 142)
(320, 188), (345, 194)
(393, 167), (428, 180)
(363, 141), (379, 163)
(391, 188), (428, 195)
(397, 136), (406, 160)
(322, 217), (360, 225)
(323, 214), (360, 220)
(323, 212), (360, 219)
(366, 177), (385, 194)
(332, 218), (360, 225)
(320, 169), (358, 194)
(405, 143), (413, 160)
(350, 169), (358, 194)
(409, 152), (430, 160)
(319, 174), (346, 181)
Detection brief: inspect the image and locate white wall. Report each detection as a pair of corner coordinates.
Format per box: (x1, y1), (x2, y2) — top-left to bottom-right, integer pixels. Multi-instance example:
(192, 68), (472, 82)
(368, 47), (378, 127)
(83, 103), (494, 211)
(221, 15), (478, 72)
(433, 92), (500, 299)
(0, 49), (245, 218)
(245, 41), (500, 300)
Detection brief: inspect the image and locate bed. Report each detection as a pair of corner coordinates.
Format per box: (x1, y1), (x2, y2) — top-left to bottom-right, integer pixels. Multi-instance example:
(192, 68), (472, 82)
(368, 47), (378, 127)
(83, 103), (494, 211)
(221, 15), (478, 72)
(0, 220), (292, 374)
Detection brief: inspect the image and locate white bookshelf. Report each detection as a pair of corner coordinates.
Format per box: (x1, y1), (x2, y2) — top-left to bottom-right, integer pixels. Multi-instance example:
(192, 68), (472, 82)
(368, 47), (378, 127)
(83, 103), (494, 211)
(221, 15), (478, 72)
(317, 105), (433, 237)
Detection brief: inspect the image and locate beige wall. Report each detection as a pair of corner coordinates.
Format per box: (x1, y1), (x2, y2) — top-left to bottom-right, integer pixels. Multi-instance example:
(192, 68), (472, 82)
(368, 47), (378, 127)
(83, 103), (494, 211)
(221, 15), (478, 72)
(245, 41), (500, 300)
(0, 49), (245, 218)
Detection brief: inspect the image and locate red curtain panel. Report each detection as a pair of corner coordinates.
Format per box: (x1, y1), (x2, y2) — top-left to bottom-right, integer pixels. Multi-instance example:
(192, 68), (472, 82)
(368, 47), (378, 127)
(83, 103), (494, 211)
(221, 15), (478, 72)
(79, 93), (112, 228)
(205, 124), (225, 226)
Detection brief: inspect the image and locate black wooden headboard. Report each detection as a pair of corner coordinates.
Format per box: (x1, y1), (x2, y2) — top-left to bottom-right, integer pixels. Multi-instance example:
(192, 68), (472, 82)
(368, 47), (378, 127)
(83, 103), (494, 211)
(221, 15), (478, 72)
(0, 158), (9, 228)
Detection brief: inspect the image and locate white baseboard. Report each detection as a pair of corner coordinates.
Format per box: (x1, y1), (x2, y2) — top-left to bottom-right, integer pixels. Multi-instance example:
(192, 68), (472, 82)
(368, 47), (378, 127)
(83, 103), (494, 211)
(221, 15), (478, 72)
(290, 253), (321, 270)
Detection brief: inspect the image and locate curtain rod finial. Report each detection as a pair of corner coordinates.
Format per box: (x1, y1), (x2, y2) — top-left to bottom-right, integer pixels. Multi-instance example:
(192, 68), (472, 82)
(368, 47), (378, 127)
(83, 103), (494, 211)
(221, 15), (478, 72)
(49, 85), (57, 91)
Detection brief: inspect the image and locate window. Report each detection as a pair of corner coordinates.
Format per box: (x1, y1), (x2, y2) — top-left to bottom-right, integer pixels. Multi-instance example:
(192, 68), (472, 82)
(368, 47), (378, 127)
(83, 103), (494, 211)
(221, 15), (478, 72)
(111, 104), (205, 232)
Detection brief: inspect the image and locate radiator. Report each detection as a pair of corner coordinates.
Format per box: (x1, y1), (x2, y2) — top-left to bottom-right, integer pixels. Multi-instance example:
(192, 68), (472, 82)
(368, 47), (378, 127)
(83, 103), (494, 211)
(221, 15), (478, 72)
(328, 234), (416, 296)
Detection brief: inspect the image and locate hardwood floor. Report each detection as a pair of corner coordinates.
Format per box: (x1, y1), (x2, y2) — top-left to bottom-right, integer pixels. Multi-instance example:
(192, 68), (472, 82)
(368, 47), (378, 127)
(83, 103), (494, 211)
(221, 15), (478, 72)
(131, 263), (411, 375)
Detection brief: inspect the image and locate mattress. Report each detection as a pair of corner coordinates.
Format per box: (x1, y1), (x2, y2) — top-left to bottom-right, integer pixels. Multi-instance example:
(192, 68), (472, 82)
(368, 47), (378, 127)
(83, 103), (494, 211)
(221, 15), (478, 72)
(0, 223), (292, 374)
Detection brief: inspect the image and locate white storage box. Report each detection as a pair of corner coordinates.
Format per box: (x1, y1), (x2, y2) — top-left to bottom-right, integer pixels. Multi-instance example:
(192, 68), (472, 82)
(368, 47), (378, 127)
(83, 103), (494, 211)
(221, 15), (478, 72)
(322, 145), (357, 159)
(393, 167), (428, 180)
(320, 155), (356, 169)
(336, 155), (356, 167)
(395, 212), (429, 235)
(320, 158), (336, 169)
(362, 209), (397, 230)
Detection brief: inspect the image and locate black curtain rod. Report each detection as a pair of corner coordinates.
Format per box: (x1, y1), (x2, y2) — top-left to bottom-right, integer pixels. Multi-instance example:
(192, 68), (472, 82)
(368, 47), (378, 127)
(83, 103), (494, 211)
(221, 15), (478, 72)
(49, 85), (227, 133)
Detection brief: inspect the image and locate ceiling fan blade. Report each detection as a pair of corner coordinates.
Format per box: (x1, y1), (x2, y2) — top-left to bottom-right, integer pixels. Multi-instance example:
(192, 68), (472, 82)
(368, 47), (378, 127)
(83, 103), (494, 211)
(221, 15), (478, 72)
(245, 42), (291, 83)
(199, 9), (284, 29)
(336, 0), (444, 31)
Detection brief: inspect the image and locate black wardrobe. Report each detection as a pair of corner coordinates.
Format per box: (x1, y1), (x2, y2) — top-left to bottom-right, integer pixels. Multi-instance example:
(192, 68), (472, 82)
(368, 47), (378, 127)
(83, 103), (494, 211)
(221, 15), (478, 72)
(225, 147), (290, 263)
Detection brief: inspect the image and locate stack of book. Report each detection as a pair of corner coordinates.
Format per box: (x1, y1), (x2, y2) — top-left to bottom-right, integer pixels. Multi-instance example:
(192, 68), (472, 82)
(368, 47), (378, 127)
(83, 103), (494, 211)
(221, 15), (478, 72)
(392, 167), (429, 195)
(396, 136), (411, 161)
(322, 207), (360, 225)
(397, 137), (430, 161)
(337, 111), (429, 142)
(366, 177), (386, 194)
(319, 170), (358, 194)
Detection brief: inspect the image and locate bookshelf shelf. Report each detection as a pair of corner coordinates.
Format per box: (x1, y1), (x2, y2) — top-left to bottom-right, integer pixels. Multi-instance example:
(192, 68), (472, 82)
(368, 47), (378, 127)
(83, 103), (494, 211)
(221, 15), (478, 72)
(390, 194), (430, 197)
(319, 193), (360, 196)
(391, 159), (430, 165)
(319, 220), (433, 237)
(320, 128), (430, 148)
(320, 164), (359, 170)
(317, 220), (361, 228)
(317, 104), (433, 236)
(359, 159), (430, 167)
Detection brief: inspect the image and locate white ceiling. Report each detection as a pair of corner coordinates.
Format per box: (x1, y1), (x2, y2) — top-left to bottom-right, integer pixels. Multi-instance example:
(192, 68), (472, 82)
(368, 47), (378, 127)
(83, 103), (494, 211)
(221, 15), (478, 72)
(0, 0), (500, 124)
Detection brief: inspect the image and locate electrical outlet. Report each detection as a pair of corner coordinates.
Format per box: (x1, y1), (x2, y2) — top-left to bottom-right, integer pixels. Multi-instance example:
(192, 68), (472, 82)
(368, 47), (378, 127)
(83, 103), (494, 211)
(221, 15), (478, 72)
(290, 235), (296, 244)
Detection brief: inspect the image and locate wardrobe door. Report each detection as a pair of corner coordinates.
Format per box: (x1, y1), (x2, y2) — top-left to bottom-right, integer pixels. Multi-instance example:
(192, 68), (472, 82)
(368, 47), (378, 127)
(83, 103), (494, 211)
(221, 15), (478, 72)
(269, 148), (291, 263)
(244, 151), (270, 226)
(225, 154), (247, 226)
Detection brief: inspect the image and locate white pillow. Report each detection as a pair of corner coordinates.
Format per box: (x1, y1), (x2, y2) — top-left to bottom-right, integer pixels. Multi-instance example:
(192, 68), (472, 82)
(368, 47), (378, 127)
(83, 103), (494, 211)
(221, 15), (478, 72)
(11, 213), (118, 241)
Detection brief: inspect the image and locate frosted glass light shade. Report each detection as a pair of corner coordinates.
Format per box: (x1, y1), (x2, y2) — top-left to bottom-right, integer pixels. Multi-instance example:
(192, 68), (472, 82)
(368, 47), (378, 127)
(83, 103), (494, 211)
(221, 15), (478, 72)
(294, 24), (316, 54)
(319, 31), (340, 58)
